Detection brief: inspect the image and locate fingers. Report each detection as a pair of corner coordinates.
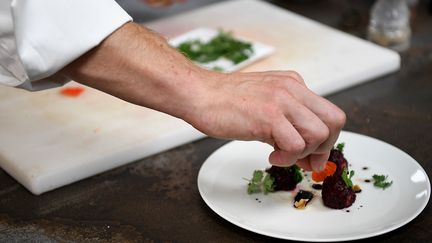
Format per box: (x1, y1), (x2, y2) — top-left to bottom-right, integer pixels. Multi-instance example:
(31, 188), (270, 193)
(296, 151), (331, 172)
(286, 81), (346, 154)
(296, 157), (313, 171)
(309, 101), (346, 155)
(269, 118), (305, 166)
(309, 152), (331, 172)
(214, 71), (344, 171)
(281, 98), (330, 159)
(271, 98), (331, 170)
(258, 71), (345, 170)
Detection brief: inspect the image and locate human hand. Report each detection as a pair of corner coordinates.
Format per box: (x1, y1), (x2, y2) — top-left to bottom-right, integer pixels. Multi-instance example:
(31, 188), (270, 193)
(186, 71), (346, 172)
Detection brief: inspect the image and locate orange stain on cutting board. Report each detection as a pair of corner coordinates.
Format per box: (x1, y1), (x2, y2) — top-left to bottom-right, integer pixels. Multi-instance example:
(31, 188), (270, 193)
(60, 87), (85, 97)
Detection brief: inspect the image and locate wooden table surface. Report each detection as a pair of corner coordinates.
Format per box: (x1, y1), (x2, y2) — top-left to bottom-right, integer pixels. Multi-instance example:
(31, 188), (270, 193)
(1, 0), (431, 242)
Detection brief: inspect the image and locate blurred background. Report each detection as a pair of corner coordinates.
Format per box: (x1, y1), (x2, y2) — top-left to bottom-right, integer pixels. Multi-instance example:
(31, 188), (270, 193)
(116, 0), (229, 22)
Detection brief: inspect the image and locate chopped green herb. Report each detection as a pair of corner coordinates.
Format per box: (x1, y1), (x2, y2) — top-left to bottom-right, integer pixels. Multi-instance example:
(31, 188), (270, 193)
(372, 174), (393, 189)
(177, 30), (253, 65)
(336, 142), (345, 152)
(342, 168), (354, 188)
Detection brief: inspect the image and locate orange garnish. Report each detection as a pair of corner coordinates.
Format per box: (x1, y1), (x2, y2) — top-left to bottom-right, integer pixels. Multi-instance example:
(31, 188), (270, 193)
(312, 161), (337, 182)
(60, 87), (85, 97)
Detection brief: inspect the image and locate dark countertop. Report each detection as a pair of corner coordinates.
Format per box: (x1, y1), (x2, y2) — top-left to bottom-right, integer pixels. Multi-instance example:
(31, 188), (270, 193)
(1, 1), (431, 242)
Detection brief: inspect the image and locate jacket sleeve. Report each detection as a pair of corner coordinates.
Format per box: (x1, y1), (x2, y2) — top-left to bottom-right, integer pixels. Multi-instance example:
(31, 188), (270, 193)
(0, 0), (132, 91)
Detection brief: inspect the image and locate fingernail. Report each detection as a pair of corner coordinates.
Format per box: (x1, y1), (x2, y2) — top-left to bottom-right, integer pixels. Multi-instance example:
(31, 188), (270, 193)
(310, 153), (328, 172)
(312, 162), (325, 172)
(269, 151), (280, 165)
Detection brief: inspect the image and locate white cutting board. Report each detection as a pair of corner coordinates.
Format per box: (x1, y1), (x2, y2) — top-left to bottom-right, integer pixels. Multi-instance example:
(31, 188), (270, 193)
(0, 0), (399, 195)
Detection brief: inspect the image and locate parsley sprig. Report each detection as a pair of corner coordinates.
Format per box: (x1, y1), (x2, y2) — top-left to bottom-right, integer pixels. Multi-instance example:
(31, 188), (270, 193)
(246, 170), (275, 194)
(336, 142), (345, 152)
(291, 164), (303, 184)
(372, 174), (393, 189)
(263, 174), (275, 194)
(341, 168), (355, 188)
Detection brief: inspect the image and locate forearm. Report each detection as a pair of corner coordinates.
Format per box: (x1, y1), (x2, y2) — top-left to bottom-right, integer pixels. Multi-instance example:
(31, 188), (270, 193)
(61, 22), (215, 121)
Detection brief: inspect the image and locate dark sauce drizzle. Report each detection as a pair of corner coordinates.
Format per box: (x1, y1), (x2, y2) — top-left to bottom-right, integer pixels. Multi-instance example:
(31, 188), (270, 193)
(312, 184), (323, 190)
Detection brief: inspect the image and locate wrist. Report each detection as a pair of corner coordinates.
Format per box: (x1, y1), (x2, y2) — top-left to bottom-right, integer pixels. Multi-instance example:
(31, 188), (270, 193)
(61, 21), (225, 127)
(168, 67), (224, 123)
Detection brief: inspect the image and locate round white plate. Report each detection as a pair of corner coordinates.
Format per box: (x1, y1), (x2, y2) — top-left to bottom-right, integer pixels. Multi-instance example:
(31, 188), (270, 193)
(197, 131), (430, 242)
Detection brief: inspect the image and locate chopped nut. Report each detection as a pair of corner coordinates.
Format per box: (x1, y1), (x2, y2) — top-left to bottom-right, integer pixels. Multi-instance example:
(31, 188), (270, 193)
(352, 184), (362, 193)
(294, 199), (309, 209)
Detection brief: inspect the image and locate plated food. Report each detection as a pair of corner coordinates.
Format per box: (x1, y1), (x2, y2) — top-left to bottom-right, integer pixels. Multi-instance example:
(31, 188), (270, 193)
(246, 143), (351, 209)
(246, 143), (393, 210)
(197, 131), (430, 241)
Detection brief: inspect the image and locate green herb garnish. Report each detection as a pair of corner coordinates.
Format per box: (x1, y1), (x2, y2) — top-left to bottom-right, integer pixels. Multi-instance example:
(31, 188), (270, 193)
(247, 170), (263, 194)
(291, 164), (303, 184)
(246, 170), (275, 194)
(263, 174), (275, 194)
(372, 174), (393, 189)
(246, 165), (302, 195)
(336, 142), (345, 152)
(342, 168), (354, 188)
(177, 30), (253, 65)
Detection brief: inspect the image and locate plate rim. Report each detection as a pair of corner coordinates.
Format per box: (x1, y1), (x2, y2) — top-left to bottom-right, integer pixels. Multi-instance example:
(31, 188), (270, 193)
(197, 130), (431, 242)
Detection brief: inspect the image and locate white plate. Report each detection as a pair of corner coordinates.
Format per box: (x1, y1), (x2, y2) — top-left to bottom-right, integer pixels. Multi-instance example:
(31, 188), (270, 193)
(197, 131), (430, 242)
(169, 28), (275, 72)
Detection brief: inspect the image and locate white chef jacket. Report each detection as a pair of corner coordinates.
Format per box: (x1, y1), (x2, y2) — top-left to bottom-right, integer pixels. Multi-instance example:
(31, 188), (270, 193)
(0, 0), (132, 91)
